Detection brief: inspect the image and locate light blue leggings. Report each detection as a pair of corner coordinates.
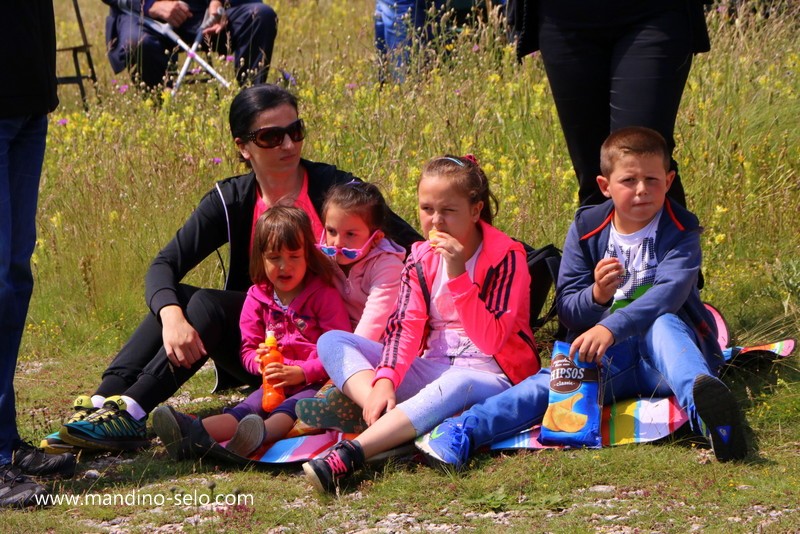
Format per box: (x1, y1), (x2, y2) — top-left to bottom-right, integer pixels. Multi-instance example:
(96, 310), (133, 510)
(317, 330), (512, 435)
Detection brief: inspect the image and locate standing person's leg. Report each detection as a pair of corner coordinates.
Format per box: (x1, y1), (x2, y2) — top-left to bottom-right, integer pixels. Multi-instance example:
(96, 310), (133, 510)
(108, 11), (174, 88)
(0, 115), (69, 505)
(608, 7), (694, 207)
(0, 115), (47, 466)
(221, 2), (278, 85)
(375, 0), (426, 77)
(538, 20), (614, 206)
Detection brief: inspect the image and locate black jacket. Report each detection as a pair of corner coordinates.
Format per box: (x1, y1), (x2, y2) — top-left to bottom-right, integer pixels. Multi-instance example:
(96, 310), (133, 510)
(512, 0), (712, 61)
(145, 159), (422, 315)
(0, 2), (58, 117)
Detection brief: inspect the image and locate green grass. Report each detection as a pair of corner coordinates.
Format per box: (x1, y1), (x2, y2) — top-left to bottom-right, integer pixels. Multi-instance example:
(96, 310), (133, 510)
(5, 0), (799, 531)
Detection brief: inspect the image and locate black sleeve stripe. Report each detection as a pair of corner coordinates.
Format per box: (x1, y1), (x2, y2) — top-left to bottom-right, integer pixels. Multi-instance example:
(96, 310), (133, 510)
(381, 260), (416, 369)
(486, 253), (515, 319)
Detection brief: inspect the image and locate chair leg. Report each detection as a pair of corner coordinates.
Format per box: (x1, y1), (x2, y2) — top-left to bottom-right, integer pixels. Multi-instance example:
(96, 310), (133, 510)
(72, 50), (88, 110)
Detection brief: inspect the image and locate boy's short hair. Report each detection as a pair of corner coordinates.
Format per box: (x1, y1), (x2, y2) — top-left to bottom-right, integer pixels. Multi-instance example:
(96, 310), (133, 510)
(600, 127), (670, 177)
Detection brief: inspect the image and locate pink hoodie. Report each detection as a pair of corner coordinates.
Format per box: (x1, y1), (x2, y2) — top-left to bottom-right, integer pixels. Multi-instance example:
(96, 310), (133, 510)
(239, 275), (351, 385)
(375, 221), (540, 388)
(331, 237), (405, 341)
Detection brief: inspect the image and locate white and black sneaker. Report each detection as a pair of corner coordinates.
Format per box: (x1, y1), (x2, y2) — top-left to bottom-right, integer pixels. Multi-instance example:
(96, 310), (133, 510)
(693, 375), (748, 462)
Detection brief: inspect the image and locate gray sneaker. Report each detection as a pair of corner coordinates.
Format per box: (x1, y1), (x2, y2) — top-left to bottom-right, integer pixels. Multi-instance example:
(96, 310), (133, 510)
(226, 414), (266, 457)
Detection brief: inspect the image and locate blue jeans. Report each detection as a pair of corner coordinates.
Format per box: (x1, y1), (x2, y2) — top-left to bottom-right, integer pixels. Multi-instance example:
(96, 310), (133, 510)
(457, 313), (719, 450)
(0, 115), (47, 464)
(374, 0), (445, 78)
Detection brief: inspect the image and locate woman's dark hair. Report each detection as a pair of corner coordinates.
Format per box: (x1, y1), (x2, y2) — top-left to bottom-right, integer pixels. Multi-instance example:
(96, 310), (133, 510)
(419, 155), (499, 224)
(321, 180), (390, 234)
(249, 205), (335, 287)
(229, 84), (299, 139)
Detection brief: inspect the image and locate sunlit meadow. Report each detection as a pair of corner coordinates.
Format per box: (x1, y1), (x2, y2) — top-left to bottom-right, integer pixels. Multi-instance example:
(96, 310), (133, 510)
(5, 0), (799, 531)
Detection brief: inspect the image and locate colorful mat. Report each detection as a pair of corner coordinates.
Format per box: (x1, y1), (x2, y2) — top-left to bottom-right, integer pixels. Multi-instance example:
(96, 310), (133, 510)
(490, 396), (689, 451)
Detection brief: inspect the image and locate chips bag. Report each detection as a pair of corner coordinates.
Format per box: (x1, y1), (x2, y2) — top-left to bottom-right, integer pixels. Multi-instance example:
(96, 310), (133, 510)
(540, 341), (602, 448)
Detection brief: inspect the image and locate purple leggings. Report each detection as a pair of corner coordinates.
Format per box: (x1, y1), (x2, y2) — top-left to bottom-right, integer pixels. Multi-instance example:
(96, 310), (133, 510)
(223, 384), (319, 422)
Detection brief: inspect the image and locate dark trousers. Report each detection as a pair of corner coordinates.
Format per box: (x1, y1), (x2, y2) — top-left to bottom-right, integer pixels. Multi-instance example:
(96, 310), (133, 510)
(0, 115), (47, 463)
(96, 285), (259, 414)
(538, 6), (693, 206)
(107, 1), (277, 87)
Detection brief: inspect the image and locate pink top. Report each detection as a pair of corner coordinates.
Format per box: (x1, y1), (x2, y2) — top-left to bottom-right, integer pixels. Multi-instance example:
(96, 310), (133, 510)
(239, 275), (352, 386)
(331, 237), (405, 341)
(250, 170), (325, 253)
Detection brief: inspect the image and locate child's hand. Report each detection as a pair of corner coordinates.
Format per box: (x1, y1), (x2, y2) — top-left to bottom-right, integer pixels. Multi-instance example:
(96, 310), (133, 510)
(263, 363), (305, 388)
(569, 325), (615, 364)
(430, 230), (468, 279)
(592, 257), (624, 305)
(255, 346), (268, 372)
(363, 378), (396, 426)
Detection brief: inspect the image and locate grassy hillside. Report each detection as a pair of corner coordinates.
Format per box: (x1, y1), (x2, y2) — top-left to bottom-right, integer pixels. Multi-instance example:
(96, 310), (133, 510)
(5, 1), (799, 531)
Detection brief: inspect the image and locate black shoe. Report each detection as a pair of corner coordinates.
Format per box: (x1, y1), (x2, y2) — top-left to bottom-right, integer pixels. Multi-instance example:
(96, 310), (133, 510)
(0, 464), (50, 509)
(188, 417), (218, 458)
(693, 375), (749, 462)
(302, 439), (365, 494)
(151, 406), (198, 461)
(12, 441), (76, 479)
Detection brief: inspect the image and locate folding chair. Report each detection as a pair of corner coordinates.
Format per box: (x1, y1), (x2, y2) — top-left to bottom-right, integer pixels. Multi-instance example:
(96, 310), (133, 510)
(56, 0), (98, 110)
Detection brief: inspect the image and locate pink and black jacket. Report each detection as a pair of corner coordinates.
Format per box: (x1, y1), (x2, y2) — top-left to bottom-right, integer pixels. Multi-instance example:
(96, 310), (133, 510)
(374, 221), (540, 388)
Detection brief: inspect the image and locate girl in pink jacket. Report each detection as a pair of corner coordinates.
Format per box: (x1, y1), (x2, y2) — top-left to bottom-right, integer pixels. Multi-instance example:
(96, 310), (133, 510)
(319, 181), (406, 341)
(152, 206), (351, 459)
(302, 155), (541, 493)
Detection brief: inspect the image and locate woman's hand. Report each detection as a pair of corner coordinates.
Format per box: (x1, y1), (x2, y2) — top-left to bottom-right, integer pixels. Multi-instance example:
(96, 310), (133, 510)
(592, 257), (624, 305)
(263, 363), (305, 388)
(363, 378), (396, 426)
(431, 230), (468, 279)
(159, 305), (207, 369)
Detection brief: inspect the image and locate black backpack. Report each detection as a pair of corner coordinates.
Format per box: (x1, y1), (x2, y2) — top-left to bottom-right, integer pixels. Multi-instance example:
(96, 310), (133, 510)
(414, 241), (564, 338)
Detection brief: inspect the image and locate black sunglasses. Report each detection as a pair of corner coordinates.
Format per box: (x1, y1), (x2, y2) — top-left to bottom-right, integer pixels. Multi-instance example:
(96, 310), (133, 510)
(244, 119), (306, 149)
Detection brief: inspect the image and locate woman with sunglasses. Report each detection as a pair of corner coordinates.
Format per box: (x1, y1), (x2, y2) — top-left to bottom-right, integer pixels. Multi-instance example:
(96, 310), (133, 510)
(52, 84), (421, 454)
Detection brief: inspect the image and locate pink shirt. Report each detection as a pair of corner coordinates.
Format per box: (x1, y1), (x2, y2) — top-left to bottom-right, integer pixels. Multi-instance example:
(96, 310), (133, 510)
(250, 170), (325, 253)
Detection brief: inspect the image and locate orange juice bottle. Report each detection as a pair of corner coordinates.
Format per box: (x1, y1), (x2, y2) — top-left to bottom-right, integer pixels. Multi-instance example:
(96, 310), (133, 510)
(259, 330), (285, 412)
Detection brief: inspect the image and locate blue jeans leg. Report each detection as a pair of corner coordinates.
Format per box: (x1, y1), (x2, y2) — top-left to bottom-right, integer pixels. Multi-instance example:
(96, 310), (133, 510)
(639, 313), (717, 430)
(0, 114), (47, 464)
(450, 369), (551, 450)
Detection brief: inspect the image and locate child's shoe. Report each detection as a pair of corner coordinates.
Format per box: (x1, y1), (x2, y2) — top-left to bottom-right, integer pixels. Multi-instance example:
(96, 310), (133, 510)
(12, 441), (76, 479)
(415, 416), (476, 471)
(226, 414), (266, 457)
(59, 396), (149, 451)
(151, 406), (198, 461)
(693, 375), (749, 462)
(302, 439), (365, 493)
(295, 387), (366, 434)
